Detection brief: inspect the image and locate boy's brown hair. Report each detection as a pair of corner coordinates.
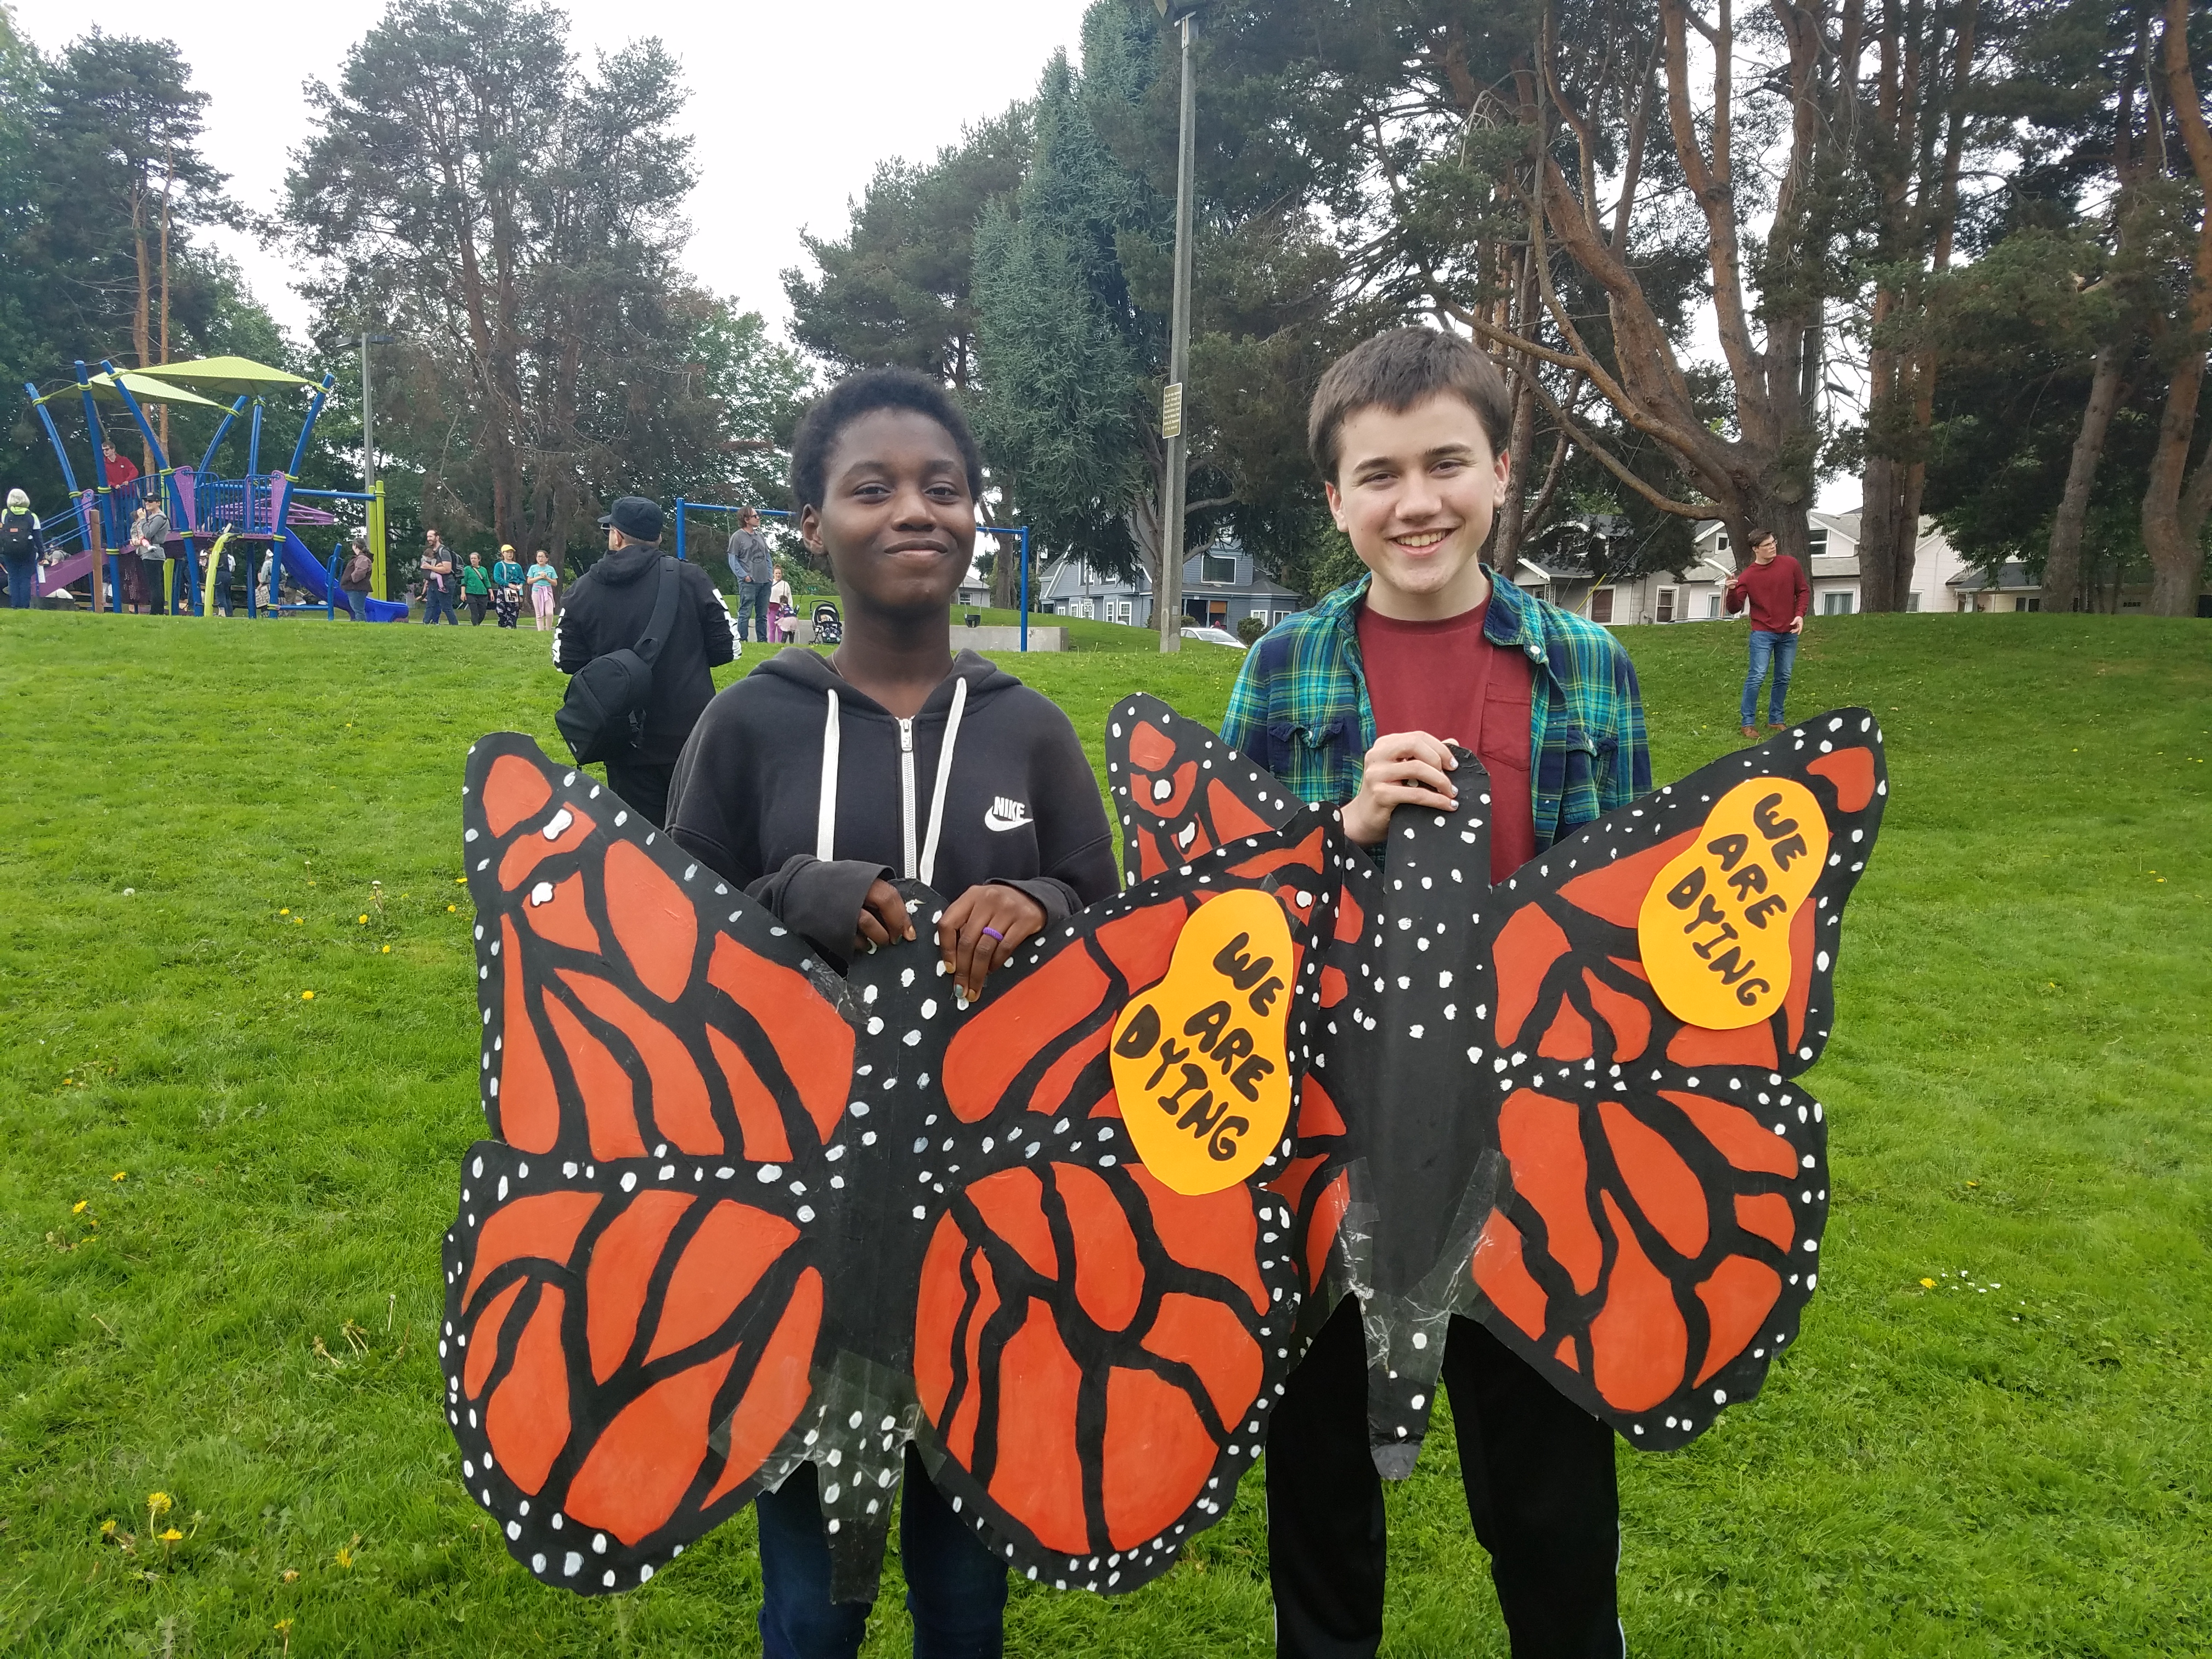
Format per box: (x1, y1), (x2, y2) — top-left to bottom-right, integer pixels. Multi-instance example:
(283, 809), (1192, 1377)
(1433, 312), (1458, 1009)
(1307, 326), (1515, 483)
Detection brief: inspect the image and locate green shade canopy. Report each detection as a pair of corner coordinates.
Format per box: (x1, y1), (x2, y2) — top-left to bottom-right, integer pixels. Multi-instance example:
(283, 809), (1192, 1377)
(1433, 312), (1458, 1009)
(131, 356), (317, 396)
(41, 371), (229, 411)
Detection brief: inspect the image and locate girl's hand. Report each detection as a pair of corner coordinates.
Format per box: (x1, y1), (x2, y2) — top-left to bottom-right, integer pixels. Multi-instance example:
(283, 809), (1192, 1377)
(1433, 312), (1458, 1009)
(1341, 731), (1459, 847)
(939, 885), (1047, 1001)
(853, 879), (915, 955)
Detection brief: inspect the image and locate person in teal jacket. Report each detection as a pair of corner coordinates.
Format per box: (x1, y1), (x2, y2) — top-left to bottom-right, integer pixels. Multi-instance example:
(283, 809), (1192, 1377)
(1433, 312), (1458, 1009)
(491, 545), (524, 628)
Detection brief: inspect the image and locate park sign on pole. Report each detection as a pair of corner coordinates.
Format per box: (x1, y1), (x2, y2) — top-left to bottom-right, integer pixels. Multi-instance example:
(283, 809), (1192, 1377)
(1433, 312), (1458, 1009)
(1161, 382), (1183, 438)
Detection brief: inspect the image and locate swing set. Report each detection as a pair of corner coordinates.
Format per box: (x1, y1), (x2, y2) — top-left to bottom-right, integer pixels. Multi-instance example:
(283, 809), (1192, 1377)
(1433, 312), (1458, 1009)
(21, 355), (402, 619)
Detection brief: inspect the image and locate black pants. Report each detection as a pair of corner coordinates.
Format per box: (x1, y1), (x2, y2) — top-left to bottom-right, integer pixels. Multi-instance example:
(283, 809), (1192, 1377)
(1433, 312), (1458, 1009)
(603, 759), (672, 831)
(466, 592), (488, 624)
(1266, 1301), (1622, 1659)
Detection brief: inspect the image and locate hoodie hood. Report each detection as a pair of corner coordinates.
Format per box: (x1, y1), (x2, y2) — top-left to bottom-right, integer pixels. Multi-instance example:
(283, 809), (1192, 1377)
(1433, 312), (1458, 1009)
(751, 645), (1021, 716)
(591, 543), (667, 586)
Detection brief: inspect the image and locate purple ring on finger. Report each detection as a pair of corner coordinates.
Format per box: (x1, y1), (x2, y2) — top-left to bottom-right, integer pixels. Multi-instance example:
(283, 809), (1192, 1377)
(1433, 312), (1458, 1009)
(981, 926), (1005, 942)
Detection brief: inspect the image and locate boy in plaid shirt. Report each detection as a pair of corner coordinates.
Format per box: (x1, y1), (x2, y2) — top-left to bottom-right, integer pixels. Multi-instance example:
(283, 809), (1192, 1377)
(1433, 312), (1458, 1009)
(1221, 327), (1648, 1659)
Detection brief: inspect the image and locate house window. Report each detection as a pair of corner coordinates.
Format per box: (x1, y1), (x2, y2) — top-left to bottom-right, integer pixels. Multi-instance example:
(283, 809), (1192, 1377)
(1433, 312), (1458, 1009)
(1068, 598), (1095, 620)
(1108, 599), (1133, 625)
(1808, 526), (1829, 555)
(1201, 550), (1235, 584)
(1905, 591), (1921, 612)
(1655, 587), (1677, 623)
(2016, 595), (2040, 613)
(1705, 594), (1722, 618)
(1821, 591), (1854, 615)
(1716, 533), (1730, 554)
(1588, 588), (1615, 624)
(1271, 608), (1294, 625)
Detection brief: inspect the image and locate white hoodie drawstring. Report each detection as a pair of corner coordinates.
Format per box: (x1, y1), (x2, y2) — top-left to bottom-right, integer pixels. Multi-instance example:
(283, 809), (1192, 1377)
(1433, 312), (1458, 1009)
(816, 690), (841, 860)
(917, 674), (969, 889)
(815, 674), (969, 885)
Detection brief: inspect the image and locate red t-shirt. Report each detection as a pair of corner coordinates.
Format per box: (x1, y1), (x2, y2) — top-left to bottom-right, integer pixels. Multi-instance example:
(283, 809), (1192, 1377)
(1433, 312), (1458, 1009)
(1356, 598), (1538, 883)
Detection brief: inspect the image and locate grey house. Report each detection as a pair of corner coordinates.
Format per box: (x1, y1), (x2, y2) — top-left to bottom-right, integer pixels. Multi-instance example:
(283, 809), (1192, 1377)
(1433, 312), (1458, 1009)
(1036, 537), (1308, 631)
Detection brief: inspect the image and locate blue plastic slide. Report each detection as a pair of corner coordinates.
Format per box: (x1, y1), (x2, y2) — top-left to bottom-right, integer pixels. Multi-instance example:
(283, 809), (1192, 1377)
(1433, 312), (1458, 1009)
(278, 531), (409, 620)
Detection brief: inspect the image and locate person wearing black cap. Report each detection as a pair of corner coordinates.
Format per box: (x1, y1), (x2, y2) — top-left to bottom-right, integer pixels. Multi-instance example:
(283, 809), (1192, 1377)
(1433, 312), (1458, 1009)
(553, 495), (735, 827)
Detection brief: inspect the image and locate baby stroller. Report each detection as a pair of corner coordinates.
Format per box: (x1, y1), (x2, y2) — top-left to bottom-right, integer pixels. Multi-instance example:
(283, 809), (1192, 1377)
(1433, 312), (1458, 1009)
(811, 600), (842, 645)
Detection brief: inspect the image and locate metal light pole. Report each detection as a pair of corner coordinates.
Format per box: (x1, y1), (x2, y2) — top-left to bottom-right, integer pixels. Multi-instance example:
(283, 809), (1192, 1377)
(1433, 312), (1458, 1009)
(360, 330), (396, 496)
(1154, 0), (1206, 653)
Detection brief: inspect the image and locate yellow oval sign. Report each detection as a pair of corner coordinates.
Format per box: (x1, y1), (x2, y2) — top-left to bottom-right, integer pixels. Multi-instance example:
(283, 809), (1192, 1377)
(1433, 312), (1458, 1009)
(1637, 778), (1829, 1029)
(1109, 889), (1296, 1195)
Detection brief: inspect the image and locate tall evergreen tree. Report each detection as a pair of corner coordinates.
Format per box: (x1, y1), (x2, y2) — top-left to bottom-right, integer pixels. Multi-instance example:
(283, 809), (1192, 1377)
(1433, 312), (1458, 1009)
(286, 0), (732, 562)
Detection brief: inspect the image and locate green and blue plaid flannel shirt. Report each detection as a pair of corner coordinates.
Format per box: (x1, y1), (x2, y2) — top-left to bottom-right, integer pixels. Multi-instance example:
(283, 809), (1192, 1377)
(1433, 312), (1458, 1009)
(1218, 568), (1651, 849)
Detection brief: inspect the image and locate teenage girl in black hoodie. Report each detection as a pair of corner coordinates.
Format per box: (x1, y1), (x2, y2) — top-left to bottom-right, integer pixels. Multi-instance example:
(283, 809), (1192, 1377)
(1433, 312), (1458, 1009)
(665, 370), (1116, 1658)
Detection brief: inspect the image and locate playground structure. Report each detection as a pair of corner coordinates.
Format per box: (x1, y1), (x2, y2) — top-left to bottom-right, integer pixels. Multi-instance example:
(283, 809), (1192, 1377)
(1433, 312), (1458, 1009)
(669, 498), (1038, 649)
(21, 355), (403, 620)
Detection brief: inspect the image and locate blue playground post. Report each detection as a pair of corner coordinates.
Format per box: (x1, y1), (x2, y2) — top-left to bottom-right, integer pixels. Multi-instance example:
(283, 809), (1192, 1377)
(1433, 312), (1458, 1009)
(200, 398), (246, 473)
(72, 362), (119, 609)
(1015, 527), (1030, 652)
(287, 373), (336, 476)
(247, 399), (263, 479)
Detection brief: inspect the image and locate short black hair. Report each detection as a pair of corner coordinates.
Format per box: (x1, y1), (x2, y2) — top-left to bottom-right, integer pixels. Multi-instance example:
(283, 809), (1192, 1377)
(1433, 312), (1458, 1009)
(1308, 326), (1515, 482)
(789, 368), (984, 514)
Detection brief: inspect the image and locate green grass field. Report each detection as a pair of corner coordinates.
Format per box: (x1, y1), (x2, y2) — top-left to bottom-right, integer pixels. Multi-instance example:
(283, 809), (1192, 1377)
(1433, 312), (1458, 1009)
(0, 610), (2205, 1657)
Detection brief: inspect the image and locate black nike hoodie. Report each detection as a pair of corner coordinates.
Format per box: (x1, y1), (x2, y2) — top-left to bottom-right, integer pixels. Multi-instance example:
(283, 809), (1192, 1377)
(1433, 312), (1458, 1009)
(664, 648), (1118, 967)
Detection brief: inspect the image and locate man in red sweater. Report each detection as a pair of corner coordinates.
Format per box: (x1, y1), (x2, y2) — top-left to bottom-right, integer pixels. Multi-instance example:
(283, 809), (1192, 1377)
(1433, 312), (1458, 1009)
(1724, 528), (1809, 738)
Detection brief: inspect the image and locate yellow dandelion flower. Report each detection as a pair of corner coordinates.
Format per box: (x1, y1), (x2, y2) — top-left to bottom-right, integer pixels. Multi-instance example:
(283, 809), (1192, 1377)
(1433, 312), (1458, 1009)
(161, 1527), (182, 1542)
(359, 915), (369, 924)
(282, 1568), (298, 1583)
(1920, 1278), (1936, 1288)
(447, 904), (457, 912)
(280, 907), (290, 915)
(335, 1544), (354, 1568)
(381, 944), (392, 954)
(294, 917), (304, 926)
(148, 1493), (172, 1517)
(112, 1172), (125, 1182)
(100, 1518), (117, 1536)
(455, 876), (467, 884)
(72, 1200), (87, 1215)
(302, 990), (315, 1001)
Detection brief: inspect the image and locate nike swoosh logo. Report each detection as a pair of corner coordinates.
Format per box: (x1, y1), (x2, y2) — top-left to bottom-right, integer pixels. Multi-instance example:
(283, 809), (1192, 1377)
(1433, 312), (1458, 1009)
(984, 808), (1030, 833)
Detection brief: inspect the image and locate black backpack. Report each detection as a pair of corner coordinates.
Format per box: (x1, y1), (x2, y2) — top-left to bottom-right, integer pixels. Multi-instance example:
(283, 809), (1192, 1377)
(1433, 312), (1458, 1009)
(555, 556), (682, 765)
(0, 514), (33, 557)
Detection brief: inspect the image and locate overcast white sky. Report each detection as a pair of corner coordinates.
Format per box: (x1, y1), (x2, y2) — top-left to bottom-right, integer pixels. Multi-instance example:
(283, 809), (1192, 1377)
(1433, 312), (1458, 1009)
(12, 0), (1097, 340)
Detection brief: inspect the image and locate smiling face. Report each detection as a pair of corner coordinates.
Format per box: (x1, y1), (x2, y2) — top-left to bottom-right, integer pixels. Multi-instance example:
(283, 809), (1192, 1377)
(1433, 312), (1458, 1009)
(800, 408), (977, 621)
(1325, 392), (1510, 620)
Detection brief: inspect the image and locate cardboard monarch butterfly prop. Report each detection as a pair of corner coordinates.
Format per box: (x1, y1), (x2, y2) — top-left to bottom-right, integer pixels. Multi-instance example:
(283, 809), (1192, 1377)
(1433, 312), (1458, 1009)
(439, 697), (1886, 1600)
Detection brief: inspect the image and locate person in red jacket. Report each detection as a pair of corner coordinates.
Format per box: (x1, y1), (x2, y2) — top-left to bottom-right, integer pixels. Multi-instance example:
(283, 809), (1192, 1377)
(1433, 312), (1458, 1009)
(1724, 528), (1809, 738)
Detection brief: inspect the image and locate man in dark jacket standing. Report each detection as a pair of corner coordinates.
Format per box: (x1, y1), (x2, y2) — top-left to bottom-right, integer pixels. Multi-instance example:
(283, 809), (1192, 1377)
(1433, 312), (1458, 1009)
(555, 496), (735, 827)
(726, 506), (774, 645)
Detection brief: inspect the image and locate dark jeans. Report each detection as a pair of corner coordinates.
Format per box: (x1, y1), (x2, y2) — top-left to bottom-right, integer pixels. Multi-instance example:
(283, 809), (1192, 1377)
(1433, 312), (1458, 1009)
(756, 1448), (1007, 1659)
(737, 579), (771, 642)
(1266, 1300), (1622, 1659)
(1740, 629), (1798, 727)
(342, 589), (369, 621)
(423, 585), (458, 624)
(466, 591), (488, 624)
(5, 555), (36, 608)
(602, 759), (673, 831)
